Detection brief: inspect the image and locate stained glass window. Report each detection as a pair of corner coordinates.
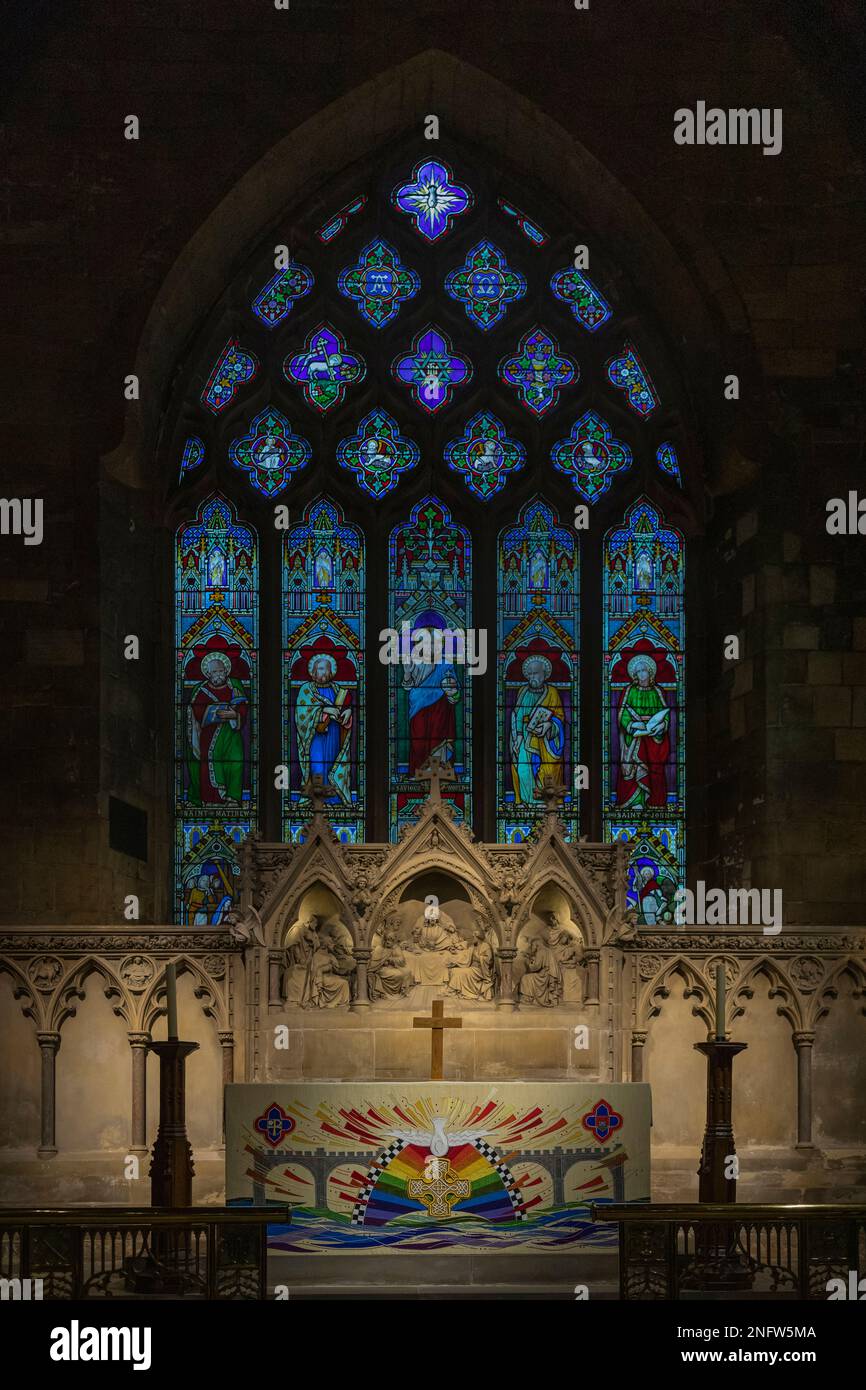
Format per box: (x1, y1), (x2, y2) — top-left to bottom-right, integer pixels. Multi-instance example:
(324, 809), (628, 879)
(337, 409), (420, 498)
(444, 240), (526, 330)
(497, 198), (548, 247)
(175, 495), (257, 924)
(282, 498), (364, 844)
(172, 148), (689, 910)
(283, 323), (366, 413)
(337, 239), (420, 327)
(497, 499), (580, 843)
(228, 407), (312, 497)
(656, 441), (682, 486)
(392, 160), (472, 241)
(201, 338), (258, 414)
(550, 267), (612, 332)
(251, 262), (314, 329)
(551, 409), (633, 503)
(316, 195), (367, 244)
(178, 436), (205, 482)
(603, 497), (685, 926)
(444, 411), (525, 499)
(391, 325), (472, 413)
(606, 343), (659, 417)
(499, 326), (578, 416)
(388, 497), (471, 838)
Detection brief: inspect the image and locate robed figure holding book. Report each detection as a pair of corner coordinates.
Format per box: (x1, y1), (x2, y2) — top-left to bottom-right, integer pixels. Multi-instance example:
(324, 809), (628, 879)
(616, 653), (671, 809)
(296, 652), (353, 806)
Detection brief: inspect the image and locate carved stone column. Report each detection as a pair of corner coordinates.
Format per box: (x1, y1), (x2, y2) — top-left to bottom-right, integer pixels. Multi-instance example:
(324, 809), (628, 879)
(218, 1031), (235, 1088)
(631, 1030), (647, 1082)
(36, 1031), (60, 1159)
(218, 1031), (235, 1145)
(496, 948), (517, 1010)
(128, 1031), (150, 1154)
(351, 948), (371, 1010)
(793, 1031), (816, 1149)
(268, 951), (282, 1007)
(584, 950), (600, 1005)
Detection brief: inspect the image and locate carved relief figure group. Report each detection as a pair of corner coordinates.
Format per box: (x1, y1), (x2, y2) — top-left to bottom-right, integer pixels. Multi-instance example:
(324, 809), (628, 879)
(279, 901), (585, 1009)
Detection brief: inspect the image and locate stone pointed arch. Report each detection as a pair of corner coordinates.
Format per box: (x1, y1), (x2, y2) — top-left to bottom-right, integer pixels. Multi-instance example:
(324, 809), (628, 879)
(732, 957), (805, 1034)
(263, 828), (362, 948)
(637, 955), (713, 1032)
(50, 957), (131, 1034)
(366, 805), (500, 946)
(516, 830), (612, 950)
(103, 48), (732, 498)
(0, 957), (43, 1032)
(811, 956), (866, 1031)
(141, 954), (228, 1034)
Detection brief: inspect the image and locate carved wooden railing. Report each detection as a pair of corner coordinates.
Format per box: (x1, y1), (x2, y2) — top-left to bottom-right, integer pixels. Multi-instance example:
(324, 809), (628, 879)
(0, 1207), (290, 1300)
(590, 1203), (866, 1300)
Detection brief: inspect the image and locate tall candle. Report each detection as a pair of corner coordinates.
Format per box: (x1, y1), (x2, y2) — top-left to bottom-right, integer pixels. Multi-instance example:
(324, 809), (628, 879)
(714, 962), (726, 1040)
(165, 962), (178, 1040)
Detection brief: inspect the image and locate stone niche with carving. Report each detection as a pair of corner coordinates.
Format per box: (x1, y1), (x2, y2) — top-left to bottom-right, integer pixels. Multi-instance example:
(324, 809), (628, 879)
(229, 789), (636, 1083)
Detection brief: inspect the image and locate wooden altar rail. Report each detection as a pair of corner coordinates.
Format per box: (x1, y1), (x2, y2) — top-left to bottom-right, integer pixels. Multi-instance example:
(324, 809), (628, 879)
(589, 1203), (866, 1300)
(0, 1207), (290, 1300)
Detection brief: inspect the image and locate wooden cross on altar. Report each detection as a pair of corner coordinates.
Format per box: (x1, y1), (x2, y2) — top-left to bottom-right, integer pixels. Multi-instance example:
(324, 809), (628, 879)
(417, 754), (456, 806)
(302, 773), (336, 815)
(413, 999), (462, 1080)
(534, 773), (567, 815)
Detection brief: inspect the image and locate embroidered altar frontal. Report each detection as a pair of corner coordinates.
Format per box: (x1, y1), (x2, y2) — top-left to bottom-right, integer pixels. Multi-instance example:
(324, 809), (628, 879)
(226, 1082), (651, 1255)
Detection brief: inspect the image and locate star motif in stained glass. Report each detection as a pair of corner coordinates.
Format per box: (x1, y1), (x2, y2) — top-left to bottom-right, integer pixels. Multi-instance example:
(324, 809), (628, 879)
(201, 339), (259, 414)
(283, 323), (366, 413)
(337, 409), (420, 498)
(229, 407), (312, 497)
(656, 442), (682, 486)
(551, 410), (633, 504)
(251, 261), (314, 329)
(606, 343), (659, 417)
(392, 159), (472, 241)
(445, 411), (526, 499)
(391, 325), (472, 413)
(337, 239), (420, 328)
(444, 240), (526, 331)
(499, 326), (578, 416)
(550, 266), (612, 332)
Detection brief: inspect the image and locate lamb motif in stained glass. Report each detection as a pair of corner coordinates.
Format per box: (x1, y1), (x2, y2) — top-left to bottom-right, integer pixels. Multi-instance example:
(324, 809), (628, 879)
(283, 323), (366, 413)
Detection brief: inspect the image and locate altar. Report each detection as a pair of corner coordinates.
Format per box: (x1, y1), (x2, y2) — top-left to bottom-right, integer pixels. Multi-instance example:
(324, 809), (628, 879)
(226, 1080), (651, 1257)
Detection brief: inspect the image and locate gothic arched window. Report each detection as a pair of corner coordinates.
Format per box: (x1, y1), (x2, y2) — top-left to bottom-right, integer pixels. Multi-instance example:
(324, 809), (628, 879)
(170, 141), (694, 923)
(174, 495), (258, 925)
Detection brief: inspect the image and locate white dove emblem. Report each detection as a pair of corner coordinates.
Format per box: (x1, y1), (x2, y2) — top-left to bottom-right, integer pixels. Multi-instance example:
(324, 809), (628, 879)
(390, 1116), (489, 1158)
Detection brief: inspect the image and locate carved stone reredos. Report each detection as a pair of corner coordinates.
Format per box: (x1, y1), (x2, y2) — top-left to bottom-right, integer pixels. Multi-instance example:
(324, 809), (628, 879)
(242, 802), (628, 950)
